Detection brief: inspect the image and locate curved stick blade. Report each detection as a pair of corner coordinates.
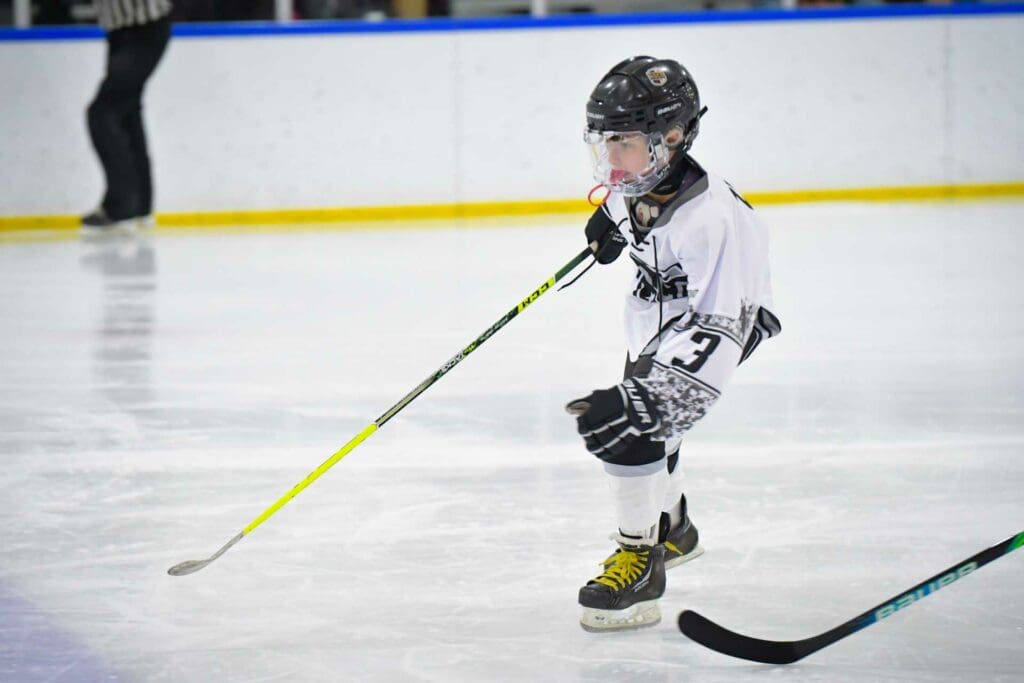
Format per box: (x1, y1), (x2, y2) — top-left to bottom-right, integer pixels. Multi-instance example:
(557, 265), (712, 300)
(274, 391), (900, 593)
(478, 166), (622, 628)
(167, 559), (213, 576)
(679, 610), (805, 664)
(167, 532), (244, 577)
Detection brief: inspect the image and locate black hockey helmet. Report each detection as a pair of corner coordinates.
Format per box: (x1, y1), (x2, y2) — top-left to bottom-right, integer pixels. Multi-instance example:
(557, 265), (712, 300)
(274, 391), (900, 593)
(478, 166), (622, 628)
(585, 56), (704, 151)
(584, 56), (705, 196)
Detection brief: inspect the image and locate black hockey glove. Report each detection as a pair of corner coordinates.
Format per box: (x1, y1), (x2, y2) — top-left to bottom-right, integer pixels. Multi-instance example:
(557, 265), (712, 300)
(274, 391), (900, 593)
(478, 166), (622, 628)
(566, 378), (662, 459)
(585, 207), (627, 264)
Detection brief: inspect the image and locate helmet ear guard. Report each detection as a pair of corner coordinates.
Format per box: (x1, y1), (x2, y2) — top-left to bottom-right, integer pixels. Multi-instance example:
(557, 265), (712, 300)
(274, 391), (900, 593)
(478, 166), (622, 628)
(678, 105), (708, 153)
(663, 124), (687, 151)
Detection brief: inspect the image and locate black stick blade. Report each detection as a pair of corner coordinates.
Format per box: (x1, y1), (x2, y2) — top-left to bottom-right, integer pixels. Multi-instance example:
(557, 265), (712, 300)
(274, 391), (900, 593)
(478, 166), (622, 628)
(678, 610), (808, 665)
(678, 531), (1023, 665)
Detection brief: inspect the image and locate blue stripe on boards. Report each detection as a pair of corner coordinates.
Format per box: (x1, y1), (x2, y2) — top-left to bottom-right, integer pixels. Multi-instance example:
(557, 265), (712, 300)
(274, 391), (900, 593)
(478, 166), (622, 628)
(2, 3), (1023, 42)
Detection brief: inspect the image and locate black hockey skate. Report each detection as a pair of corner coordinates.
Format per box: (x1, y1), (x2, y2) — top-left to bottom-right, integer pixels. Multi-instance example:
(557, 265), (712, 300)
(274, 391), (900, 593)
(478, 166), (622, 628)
(81, 208), (153, 237)
(579, 543), (665, 632)
(659, 495), (704, 569)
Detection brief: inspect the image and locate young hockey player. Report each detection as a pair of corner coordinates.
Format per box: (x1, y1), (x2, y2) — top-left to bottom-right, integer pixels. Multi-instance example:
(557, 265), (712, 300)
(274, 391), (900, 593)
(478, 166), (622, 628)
(567, 56), (781, 632)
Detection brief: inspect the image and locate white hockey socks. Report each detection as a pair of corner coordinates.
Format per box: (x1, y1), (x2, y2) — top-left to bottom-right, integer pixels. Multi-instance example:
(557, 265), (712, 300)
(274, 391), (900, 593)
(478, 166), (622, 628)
(662, 457), (686, 528)
(603, 461), (670, 545)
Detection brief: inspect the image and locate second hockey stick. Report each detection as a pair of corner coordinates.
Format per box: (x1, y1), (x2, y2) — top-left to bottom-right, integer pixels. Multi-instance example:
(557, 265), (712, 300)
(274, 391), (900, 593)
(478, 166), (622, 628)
(678, 530), (1024, 664)
(168, 244), (594, 577)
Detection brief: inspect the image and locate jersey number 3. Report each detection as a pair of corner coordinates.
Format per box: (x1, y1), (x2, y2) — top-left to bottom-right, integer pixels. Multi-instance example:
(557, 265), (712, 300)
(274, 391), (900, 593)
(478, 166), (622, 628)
(672, 331), (721, 373)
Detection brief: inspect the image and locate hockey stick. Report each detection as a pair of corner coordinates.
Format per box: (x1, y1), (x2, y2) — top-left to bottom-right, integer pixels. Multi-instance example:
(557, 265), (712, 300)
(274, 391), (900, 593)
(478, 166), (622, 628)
(167, 245), (594, 577)
(678, 530), (1024, 664)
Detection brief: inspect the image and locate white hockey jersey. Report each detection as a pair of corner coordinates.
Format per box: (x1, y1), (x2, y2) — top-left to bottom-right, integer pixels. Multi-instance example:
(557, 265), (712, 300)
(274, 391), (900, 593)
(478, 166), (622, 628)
(603, 163), (780, 441)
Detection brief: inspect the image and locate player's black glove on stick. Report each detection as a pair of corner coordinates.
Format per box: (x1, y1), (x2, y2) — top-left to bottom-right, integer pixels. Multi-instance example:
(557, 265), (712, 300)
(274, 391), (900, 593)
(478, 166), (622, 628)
(585, 207), (627, 264)
(566, 378), (662, 459)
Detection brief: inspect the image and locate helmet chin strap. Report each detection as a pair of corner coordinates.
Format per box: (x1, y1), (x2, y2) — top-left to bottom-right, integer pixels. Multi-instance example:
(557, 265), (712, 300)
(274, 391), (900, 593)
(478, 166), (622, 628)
(651, 148), (691, 196)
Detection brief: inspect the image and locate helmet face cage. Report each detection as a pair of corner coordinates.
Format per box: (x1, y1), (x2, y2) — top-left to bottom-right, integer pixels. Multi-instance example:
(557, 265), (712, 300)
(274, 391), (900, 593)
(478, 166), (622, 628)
(584, 128), (675, 197)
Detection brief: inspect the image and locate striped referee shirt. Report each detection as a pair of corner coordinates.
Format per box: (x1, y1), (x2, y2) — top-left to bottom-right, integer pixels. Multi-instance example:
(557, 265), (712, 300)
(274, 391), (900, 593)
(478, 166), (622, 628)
(96, 0), (173, 31)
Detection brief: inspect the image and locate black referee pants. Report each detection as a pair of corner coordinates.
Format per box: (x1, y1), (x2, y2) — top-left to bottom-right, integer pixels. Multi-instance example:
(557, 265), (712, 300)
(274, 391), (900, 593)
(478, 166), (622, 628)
(87, 16), (171, 220)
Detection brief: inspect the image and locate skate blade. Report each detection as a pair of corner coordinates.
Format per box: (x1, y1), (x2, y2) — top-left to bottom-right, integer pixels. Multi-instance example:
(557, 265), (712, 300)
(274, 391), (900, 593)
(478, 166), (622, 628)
(664, 544), (704, 570)
(580, 600), (661, 633)
(81, 221), (141, 239)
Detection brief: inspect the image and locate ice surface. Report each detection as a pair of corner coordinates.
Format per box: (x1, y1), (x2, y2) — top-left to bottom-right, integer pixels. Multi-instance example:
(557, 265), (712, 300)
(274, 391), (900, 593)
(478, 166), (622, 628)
(1, 202), (1022, 682)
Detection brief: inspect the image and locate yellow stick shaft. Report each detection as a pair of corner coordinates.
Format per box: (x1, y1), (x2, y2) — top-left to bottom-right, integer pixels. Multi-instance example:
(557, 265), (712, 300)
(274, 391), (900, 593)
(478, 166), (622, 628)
(169, 246), (594, 576)
(242, 423), (378, 535)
